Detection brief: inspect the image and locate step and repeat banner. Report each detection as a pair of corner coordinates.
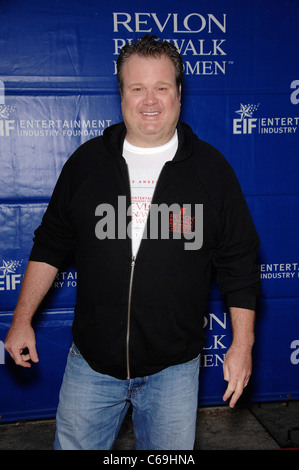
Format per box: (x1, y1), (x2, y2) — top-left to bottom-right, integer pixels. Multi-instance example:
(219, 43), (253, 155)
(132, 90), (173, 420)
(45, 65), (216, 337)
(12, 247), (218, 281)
(0, 0), (298, 422)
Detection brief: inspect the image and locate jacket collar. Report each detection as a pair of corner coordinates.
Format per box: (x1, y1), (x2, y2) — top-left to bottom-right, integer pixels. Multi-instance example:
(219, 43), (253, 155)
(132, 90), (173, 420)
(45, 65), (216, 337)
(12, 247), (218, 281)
(103, 121), (196, 163)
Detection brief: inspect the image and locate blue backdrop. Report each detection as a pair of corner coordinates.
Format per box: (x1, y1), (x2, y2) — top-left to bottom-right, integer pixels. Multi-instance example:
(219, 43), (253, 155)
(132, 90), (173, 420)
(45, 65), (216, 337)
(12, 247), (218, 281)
(0, 0), (298, 422)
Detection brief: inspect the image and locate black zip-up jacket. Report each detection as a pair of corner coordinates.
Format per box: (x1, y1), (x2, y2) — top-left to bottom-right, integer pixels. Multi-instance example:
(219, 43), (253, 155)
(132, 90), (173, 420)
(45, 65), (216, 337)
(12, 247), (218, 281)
(30, 122), (261, 379)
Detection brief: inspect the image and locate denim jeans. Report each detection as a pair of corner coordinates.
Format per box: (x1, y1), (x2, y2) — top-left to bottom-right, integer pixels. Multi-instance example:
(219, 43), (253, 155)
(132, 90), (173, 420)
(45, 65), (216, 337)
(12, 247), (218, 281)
(54, 343), (200, 450)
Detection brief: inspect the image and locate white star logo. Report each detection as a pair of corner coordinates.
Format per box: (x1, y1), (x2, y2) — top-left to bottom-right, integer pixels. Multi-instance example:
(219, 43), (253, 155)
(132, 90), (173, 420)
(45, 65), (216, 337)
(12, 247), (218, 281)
(235, 103), (260, 120)
(0, 104), (16, 119)
(0, 260), (22, 276)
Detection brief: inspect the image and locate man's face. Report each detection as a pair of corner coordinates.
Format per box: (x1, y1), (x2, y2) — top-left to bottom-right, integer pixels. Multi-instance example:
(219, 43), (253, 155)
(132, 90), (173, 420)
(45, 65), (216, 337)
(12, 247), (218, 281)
(120, 54), (181, 148)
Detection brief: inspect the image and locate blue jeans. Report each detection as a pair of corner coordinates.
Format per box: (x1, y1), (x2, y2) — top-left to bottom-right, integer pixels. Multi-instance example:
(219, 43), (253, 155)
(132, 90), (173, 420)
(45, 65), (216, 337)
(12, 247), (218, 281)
(54, 343), (200, 450)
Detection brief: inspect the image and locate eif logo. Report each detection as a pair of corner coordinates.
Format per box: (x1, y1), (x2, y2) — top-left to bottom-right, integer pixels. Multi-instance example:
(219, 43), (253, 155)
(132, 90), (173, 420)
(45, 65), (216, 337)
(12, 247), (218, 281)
(0, 259), (23, 291)
(0, 80), (16, 136)
(233, 103), (260, 134)
(0, 341), (5, 364)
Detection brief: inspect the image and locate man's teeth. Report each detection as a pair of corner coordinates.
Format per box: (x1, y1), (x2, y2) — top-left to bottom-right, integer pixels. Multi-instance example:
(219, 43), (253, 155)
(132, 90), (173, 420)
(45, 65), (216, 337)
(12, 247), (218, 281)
(142, 112), (159, 115)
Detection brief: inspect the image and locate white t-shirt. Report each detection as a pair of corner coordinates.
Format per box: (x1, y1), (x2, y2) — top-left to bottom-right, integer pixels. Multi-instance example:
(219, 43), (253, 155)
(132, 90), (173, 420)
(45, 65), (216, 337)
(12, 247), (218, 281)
(123, 131), (178, 256)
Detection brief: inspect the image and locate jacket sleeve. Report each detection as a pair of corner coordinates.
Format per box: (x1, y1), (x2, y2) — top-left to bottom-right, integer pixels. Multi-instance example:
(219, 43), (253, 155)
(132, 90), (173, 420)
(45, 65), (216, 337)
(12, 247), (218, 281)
(29, 159), (76, 269)
(212, 168), (261, 311)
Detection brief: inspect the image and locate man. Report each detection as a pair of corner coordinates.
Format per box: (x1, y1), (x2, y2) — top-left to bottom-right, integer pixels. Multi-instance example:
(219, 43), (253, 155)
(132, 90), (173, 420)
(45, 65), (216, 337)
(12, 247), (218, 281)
(5, 35), (260, 450)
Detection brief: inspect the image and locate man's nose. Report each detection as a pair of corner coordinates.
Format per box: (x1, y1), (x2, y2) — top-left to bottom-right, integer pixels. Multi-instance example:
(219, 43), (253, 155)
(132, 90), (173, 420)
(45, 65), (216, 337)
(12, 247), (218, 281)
(143, 89), (157, 104)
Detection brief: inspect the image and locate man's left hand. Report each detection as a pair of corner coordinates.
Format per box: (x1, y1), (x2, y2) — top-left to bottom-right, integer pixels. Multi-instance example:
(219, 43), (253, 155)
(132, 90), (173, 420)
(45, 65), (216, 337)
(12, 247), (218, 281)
(222, 344), (252, 408)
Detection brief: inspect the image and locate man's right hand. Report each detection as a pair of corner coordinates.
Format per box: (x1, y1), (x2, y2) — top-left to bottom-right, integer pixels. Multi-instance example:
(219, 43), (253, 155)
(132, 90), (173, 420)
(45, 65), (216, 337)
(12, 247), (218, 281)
(4, 322), (39, 368)
(3, 260), (58, 368)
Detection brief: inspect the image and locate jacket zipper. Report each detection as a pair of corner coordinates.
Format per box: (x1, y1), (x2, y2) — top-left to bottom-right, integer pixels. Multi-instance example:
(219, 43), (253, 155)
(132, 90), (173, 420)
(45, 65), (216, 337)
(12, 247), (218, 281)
(124, 160), (134, 380)
(126, 255), (135, 379)
(124, 161), (169, 379)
